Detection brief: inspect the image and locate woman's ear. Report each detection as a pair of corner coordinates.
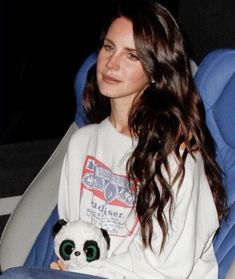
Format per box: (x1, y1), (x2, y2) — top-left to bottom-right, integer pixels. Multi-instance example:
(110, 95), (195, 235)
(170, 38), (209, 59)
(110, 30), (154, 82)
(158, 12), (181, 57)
(52, 219), (67, 237)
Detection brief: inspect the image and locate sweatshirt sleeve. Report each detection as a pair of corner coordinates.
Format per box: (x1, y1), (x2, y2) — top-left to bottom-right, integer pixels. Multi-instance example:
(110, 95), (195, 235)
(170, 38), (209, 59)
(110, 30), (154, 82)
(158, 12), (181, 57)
(58, 153), (70, 221)
(78, 153), (219, 279)
(58, 128), (88, 222)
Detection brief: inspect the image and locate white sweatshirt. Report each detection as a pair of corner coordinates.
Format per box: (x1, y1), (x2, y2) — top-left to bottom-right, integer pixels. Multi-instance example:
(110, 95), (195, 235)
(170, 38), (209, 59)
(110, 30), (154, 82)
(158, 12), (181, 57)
(58, 117), (219, 279)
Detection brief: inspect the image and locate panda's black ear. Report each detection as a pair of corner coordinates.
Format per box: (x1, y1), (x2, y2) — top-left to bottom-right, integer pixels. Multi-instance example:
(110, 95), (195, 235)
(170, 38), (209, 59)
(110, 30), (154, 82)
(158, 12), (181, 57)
(100, 228), (110, 250)
(52, 219), (67, 237)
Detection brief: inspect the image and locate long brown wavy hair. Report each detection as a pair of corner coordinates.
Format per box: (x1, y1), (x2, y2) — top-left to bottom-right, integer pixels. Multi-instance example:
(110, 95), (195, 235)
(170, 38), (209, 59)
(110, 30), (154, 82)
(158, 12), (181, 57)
(83, 0), (227, 251)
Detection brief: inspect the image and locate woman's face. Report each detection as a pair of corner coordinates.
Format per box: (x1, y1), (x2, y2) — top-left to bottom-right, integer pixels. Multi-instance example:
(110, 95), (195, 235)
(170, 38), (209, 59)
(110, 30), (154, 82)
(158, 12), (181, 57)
(97, 16), (149, 106)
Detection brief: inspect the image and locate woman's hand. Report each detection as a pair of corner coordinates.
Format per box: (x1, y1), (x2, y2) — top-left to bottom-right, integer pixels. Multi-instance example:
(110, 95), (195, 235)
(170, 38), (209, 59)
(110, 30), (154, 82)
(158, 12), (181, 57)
(50, 259), (65, 271)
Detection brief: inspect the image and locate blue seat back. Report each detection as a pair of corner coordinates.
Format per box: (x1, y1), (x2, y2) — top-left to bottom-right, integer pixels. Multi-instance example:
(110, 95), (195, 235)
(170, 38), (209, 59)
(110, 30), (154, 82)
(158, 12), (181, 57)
(194, 48), (235, 279)
(74, 52), (97, 127)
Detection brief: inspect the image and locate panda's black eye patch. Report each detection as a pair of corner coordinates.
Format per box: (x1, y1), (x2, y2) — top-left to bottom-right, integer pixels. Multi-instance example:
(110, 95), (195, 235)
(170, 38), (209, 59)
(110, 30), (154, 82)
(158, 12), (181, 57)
(83, 240), (100, 262)
(59, 240), (75, 261)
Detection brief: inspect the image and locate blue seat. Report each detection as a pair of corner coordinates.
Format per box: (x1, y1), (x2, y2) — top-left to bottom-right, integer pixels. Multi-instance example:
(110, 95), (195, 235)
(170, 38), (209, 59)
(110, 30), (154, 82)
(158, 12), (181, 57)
(194, 48), (235, 279)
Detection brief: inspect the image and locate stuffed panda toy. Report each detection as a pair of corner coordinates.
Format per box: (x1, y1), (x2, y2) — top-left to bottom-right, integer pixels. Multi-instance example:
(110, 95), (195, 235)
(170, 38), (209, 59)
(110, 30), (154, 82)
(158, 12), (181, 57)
(53, 219), (110, 272)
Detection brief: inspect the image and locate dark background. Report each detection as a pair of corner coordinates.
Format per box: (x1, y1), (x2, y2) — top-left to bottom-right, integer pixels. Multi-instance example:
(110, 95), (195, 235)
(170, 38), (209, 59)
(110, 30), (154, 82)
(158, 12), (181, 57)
(1, 0), (179, 144)
(2, 0), (112, 143)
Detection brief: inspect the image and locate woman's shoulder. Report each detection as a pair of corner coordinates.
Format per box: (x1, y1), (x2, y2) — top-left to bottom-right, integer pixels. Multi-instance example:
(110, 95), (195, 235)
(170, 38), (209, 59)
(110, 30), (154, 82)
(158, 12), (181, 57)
(178, 151), (205, 177)
(68, 118), (109, 146)
(65, 123), (99, 156)
(167, 151), (205, 180)
(186, 151), (204, 169)
(71, 122), (98, 140)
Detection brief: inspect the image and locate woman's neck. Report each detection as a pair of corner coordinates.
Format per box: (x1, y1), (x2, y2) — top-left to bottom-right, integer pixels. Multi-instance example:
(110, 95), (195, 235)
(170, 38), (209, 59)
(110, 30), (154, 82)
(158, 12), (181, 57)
(109, 113), (130, 136)
(109, 98), (133, 136)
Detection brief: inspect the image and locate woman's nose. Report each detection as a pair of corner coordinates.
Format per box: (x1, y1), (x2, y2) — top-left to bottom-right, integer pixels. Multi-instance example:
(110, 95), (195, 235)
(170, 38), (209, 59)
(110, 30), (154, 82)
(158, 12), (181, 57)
(106, 53), (120, 70)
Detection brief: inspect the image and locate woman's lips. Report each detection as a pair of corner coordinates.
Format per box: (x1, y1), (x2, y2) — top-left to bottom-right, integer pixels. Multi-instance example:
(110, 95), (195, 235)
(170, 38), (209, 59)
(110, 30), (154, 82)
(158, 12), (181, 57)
(102, 74), (121, 84)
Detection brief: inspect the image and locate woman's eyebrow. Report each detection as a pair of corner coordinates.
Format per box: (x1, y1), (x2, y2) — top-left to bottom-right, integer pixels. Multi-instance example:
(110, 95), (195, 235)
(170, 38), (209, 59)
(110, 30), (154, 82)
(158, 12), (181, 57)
(103, 38), (114, 45)
(125, 47), (137, 53)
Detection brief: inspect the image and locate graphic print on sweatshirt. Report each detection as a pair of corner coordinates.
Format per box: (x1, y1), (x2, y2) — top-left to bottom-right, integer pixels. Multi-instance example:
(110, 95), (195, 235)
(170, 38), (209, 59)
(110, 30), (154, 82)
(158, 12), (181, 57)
(80, 155), (139, 237)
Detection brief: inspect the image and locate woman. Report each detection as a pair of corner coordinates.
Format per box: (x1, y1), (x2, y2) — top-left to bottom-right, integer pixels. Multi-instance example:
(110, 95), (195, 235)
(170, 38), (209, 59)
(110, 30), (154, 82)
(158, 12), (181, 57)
(55, 0), (226, 277)
(1, 0), (226, 278)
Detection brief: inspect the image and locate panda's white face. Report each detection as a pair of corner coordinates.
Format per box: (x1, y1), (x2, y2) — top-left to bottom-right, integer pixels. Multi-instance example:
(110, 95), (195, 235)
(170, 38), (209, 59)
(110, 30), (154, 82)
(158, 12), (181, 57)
(54, 220), (109, 271)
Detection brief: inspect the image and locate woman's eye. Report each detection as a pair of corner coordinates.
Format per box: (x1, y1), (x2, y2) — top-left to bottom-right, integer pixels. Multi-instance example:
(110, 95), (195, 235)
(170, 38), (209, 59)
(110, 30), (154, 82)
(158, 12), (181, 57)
(127, 52), (139, 61)
(103, 44), (114, 52)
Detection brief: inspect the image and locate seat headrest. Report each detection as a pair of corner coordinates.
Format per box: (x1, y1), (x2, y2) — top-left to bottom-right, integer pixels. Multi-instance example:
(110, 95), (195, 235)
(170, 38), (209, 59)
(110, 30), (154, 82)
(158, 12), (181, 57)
(74, 52), (97, 127)
(194, 49), (235, 148)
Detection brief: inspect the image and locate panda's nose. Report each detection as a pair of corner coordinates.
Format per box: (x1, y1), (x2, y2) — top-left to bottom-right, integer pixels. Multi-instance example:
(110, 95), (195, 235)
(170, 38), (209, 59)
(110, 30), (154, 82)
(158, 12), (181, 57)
(74, 251), (81, 257)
